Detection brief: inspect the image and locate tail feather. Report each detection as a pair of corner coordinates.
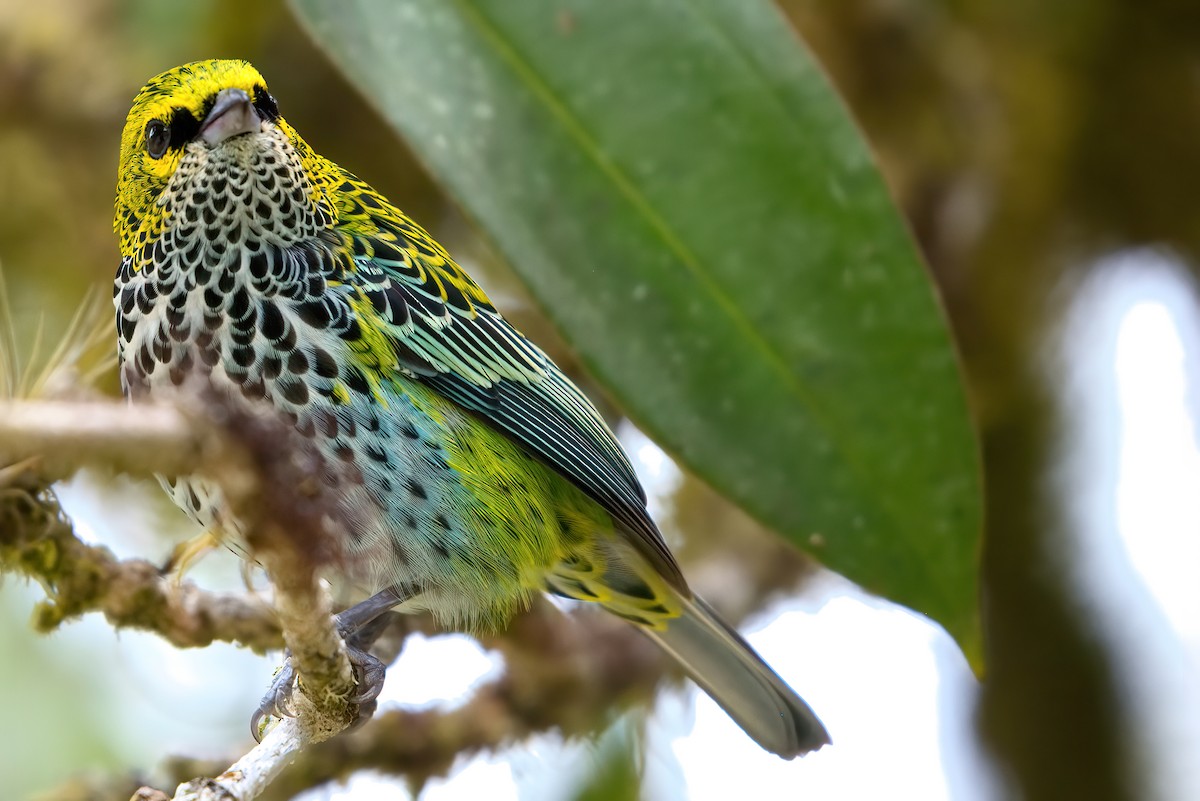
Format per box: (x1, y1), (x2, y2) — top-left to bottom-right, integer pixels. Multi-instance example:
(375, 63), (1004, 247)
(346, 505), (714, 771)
(641, 592), (830, 758)
(549, 546), (829, 758)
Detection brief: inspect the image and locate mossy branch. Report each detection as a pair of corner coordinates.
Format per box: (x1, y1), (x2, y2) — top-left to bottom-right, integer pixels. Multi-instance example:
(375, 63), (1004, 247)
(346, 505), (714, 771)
(0, 395), (359, 801)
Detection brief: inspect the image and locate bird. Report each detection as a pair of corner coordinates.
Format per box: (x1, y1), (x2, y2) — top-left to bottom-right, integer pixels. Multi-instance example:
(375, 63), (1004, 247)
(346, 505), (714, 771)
(113, 59), (829, 758)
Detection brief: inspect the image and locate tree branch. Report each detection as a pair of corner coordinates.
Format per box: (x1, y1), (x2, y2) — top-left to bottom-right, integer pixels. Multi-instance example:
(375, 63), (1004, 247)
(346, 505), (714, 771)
(0, 396), (360, 800)
(0, 469), (281, 652)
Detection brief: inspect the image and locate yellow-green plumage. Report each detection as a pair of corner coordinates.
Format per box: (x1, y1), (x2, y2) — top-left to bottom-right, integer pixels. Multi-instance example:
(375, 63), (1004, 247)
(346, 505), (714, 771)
(113, 59), (828, 757)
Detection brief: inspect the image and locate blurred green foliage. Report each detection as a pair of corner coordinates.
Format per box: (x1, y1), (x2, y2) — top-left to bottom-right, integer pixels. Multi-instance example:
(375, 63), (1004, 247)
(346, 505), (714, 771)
(570, 722), (642, 801)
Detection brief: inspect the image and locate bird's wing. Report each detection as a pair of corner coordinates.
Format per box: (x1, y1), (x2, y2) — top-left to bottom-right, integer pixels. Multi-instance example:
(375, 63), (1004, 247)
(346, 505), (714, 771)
(337, 216), (686, 591)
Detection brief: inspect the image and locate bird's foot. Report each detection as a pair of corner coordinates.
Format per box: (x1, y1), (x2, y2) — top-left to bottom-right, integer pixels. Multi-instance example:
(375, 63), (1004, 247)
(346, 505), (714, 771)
(251, 660), (297, 741)
(250, 586), (410, 740)
(250, 643), (388, 741)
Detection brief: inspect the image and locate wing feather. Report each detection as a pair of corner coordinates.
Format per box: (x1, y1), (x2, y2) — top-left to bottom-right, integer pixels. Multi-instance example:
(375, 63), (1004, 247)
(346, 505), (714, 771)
(348, 231), (685, 590)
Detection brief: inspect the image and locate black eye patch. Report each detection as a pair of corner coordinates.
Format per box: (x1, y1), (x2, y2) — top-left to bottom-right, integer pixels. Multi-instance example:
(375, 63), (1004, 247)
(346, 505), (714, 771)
(167, 107), (202, 149)
(252, 85), (280, 122)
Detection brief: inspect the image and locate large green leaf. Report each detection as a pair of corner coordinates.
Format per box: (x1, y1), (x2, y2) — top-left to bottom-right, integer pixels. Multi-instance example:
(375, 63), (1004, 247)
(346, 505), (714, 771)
(291, 0), (982, 657)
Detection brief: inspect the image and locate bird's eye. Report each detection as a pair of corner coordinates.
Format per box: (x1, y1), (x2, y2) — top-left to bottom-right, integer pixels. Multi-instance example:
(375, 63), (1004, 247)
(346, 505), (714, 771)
(144, 120), (169, 159)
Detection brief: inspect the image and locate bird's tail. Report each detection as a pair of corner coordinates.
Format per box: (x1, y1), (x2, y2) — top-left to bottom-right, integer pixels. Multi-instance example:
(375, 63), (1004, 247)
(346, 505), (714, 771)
(641, 591), (830, 758)
(549, 550), (830, 758)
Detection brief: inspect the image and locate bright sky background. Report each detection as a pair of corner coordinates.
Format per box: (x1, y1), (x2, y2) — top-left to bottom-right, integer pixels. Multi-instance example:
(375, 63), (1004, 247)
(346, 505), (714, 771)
(3, 247), (1200, 799)
(1052, 249), (1200, 801)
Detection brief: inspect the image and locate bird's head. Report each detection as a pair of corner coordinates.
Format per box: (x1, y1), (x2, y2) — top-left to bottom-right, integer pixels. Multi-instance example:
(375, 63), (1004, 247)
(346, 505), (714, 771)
(114, 59), (332, 262)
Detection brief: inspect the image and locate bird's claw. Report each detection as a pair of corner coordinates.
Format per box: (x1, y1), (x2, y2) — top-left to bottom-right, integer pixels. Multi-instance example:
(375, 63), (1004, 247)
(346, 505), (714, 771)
(249, 646), (386, 741)
(347, 645), (386, 705)
(251, 661), (298, 742)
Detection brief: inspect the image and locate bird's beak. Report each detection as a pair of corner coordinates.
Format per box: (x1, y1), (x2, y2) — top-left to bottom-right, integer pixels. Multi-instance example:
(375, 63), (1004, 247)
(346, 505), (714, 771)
(200, 88), (261, 146)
